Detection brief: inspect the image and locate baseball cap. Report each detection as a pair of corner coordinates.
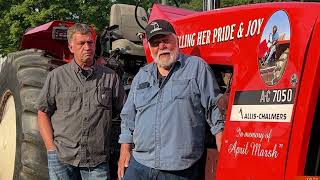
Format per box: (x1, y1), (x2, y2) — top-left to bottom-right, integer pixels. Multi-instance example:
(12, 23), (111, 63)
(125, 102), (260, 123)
(145, 19), (176, 41)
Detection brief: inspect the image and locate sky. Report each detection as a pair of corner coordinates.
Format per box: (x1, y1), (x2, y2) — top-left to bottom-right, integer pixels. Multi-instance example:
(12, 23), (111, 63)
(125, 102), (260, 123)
(260, 10), (291, 42)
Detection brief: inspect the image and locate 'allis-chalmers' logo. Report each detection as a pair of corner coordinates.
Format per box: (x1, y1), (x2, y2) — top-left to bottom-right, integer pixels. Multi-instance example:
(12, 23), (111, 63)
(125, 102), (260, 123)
(150, 22), (162, 34)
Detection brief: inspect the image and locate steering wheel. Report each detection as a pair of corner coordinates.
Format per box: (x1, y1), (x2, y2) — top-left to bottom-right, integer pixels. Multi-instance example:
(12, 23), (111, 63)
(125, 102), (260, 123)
(135, 0), (149, 30)
(134, 0), (179, 30)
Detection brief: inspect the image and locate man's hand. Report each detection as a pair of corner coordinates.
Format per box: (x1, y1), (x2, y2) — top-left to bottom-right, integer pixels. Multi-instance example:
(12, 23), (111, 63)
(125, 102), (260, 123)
(215, 131), (223, 152)
(118, 143), (132, 180)
(216, 93), (229, 120)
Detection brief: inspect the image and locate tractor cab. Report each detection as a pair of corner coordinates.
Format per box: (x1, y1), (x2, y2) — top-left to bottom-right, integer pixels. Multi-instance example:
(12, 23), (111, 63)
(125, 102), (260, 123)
(109, 3), (147, 57)
(99, 4), (148, 92)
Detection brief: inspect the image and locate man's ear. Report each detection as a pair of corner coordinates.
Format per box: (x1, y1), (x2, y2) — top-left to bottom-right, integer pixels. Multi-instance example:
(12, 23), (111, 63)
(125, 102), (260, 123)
(68, 43), (74, 53)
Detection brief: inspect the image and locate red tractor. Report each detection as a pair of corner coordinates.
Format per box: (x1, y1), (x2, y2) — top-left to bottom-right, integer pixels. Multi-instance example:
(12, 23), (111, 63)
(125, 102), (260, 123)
(0, 1), (319, 180)
(143, 2), (320, 179)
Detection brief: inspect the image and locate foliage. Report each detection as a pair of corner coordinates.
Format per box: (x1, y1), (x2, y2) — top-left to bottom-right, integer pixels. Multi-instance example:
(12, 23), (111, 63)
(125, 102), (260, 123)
(0, 0), (113, 55)
(0, 0), (296, 55)
(221, 0), (270, 7)
(180, 0), (203, 11)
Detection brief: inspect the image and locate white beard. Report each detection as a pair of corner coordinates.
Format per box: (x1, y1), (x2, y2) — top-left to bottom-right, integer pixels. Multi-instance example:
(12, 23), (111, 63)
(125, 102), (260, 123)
(152, 48), (179, 68)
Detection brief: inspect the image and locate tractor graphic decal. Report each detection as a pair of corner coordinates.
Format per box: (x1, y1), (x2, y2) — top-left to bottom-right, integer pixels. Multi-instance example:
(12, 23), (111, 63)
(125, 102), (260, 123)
(258, 10), (291, 86)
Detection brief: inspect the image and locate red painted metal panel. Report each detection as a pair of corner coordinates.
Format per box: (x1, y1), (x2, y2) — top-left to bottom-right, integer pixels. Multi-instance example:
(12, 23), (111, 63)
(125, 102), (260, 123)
(20, 20), (96, 61)
(146, 2), (320, 179)
(285, 17), (320, 180)
(21, 21), (75, 60)
(148, 4), (196, 22)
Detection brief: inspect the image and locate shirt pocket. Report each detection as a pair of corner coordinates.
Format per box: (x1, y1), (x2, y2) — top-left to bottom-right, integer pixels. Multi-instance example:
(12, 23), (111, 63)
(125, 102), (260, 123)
(171, 79), (192, 100)
(61, 87), (81, 113)
(96, 86), (112, 108)
(134, 86), (152, 109)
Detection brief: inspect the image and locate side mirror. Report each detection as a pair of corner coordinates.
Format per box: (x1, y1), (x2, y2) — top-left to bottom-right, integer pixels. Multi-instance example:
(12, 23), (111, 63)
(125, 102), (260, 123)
(136, 32), (145, 42)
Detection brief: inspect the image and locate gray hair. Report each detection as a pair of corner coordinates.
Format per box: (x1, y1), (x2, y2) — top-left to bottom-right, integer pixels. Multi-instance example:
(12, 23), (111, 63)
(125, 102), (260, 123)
(67, 23), (91, 43)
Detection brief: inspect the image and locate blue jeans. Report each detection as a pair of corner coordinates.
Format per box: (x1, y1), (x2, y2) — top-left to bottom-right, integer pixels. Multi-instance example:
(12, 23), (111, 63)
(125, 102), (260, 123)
(265, 45), (276, 64)
(47, 150), (110, 180)
(123, 157), (201, 180)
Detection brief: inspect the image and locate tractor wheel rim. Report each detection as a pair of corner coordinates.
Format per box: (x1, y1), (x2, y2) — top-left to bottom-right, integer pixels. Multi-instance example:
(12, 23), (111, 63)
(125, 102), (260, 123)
(0, 94), (17, 180)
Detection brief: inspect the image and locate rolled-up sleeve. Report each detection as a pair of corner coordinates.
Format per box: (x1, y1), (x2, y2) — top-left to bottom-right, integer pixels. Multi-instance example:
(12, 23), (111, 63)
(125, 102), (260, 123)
(36, 72), (56, 117)
(197, 62), (225, 135)
(210, 106), (225, 135)
(118, 75), (138, 144)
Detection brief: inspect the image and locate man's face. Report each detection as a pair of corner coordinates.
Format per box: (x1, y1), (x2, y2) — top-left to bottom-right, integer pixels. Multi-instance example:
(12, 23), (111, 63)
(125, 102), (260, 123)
(149, 33), (179, 68)
(68, 32), (95, 65)
(273, 26), (277, 34)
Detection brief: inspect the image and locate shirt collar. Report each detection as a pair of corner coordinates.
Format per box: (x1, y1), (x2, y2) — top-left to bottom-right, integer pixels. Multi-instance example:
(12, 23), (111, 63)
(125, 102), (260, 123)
(70, 59), (97, 78)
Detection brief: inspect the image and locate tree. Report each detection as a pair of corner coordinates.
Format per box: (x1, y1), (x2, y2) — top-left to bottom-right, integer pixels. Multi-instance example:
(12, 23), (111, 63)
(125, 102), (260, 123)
(114, 0), (201, 11)
(0, 0), (288, 55)
(221, 0), (275, 7)
(180, 0), (202, 11)
(0, 0), (113, 55)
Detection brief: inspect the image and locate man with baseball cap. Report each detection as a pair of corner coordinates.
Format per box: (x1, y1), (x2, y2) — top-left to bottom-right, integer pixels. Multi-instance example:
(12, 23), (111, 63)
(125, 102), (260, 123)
(118, 19), (224, 180)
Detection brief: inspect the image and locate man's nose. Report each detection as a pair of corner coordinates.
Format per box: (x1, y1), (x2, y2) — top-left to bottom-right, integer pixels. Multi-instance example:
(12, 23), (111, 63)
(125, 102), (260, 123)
(158, 41), (166, 49)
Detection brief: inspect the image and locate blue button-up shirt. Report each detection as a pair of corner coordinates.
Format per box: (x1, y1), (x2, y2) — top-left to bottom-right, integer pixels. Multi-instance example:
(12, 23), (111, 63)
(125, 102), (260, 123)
(119, 54), (224, 170)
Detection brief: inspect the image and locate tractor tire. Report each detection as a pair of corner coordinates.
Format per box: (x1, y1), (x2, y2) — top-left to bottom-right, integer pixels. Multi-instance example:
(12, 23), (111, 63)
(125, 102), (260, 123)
(0, 49), (58, 180)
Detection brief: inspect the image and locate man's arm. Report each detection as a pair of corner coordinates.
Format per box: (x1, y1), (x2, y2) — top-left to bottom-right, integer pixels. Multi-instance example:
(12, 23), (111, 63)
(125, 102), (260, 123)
(36, 72), (56, 150)
(118, 143), (132, 180)
(210, 107), (225, 152)
(196, 59), (225, 151)
(37, 111), (55, 150)
(118, 73), (139, 179)
(215, 131), (223, 152)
